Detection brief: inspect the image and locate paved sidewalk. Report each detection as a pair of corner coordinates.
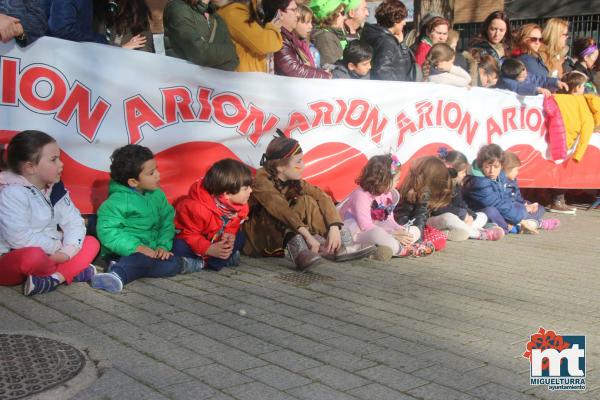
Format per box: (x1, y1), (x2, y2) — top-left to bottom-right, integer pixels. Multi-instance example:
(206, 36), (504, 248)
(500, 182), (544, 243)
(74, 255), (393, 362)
(1, 210), (599, 400)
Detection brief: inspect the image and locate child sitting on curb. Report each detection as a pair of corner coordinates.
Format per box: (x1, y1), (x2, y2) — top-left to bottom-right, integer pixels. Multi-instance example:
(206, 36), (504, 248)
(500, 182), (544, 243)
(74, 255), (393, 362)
(503, 151), (560, 231)
(92, 145), (184, 293)
(243, 133), (374, 270)
(338, 154), (423, 261)
(173, 159), (252, 271)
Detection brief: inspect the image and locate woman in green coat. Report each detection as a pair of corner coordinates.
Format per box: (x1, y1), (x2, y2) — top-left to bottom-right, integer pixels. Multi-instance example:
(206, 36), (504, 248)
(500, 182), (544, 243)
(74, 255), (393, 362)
(163, 0), (239, 70)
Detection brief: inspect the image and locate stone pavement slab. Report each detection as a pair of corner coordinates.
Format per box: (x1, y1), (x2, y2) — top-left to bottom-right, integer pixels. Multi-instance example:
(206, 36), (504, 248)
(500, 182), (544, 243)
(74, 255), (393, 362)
(1, 211), (600, 399)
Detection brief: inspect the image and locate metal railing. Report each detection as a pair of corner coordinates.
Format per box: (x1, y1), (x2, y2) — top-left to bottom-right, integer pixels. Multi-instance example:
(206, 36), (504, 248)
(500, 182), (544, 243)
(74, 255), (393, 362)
(454, 14), (600, 55)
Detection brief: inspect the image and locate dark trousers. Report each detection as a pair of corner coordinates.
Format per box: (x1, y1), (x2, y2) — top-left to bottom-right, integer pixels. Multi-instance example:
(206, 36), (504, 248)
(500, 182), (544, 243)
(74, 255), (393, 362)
(172, 232), (245, 271)
(109, 253), (181, 285)
(480, 206), (509, 232)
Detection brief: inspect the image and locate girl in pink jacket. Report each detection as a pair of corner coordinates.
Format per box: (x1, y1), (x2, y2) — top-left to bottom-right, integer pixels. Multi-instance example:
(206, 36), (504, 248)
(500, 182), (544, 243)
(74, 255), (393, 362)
(338, 155), (427, 261)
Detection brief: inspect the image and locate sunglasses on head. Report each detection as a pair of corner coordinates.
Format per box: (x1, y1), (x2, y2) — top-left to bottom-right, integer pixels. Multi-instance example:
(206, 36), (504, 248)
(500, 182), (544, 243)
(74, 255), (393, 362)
(528, 37), (543, 43)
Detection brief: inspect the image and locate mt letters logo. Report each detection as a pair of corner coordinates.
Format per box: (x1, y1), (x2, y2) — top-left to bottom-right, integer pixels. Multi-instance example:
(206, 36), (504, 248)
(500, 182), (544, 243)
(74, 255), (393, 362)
(523, 327), (586, 391)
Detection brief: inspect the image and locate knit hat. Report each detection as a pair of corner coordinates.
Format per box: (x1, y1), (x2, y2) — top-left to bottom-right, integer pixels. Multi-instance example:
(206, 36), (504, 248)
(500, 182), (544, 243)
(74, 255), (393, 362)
(342, 0), (361, 13)
(310, 0), (344, 21)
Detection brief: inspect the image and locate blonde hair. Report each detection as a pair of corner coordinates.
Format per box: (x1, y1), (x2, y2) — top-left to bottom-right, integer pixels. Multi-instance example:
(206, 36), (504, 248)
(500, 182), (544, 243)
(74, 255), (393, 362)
(515, 23), (543, 56)
(297, 4), (313, 22)
(422, 43), (455, 82)
(502, 151), (521, 172)
(447, 29), (460, 46)
(541, 18), (569, 74)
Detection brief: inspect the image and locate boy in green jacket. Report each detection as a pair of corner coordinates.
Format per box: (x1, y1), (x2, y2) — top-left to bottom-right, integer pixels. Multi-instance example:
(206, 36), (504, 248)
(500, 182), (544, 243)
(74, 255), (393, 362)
(91, 145), (199, 293)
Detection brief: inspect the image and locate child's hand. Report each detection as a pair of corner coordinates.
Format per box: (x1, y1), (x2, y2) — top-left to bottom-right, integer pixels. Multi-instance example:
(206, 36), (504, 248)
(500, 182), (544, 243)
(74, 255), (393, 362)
(537, 87), (552, 97)
(393, 229), (414, 245)
(325, 226), (341, 253)
(304, 234), (321, 254)
(557, 81), (569, 91)
(526, 202), (539, 213)
(155, 248), (173, 260)
(464, 214), (474, 226)
(222, 232), (235, 246)
(136, 245), (157, 258)
(50, 251), (70, 263)
(207, 239), (233, 259)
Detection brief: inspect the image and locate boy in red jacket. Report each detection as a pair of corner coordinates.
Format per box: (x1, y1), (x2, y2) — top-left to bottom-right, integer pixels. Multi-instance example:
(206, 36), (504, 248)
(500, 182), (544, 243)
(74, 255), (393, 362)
(173, 159), (252, 271)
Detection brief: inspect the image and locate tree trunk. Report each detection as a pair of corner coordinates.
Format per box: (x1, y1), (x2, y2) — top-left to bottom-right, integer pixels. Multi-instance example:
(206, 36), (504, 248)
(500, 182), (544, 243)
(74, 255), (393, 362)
(414, 0), (455, 28)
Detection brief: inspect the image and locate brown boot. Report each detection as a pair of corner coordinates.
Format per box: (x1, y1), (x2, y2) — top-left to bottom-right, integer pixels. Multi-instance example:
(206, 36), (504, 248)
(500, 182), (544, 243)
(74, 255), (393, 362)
(286, 234), (321, 271)
(548, 200), (576, 215)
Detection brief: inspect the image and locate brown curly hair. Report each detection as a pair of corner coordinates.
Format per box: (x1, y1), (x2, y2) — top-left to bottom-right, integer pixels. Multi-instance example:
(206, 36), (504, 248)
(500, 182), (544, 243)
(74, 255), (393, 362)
(475, 143), (504, 168)
(400, 156), (452, 210)
(375, 0), (407, 29)
(356, 154), (398, 196)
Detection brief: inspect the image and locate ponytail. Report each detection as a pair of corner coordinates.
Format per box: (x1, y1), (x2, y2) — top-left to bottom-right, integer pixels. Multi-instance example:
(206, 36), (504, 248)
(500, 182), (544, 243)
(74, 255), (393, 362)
(422, 59), (432, 81)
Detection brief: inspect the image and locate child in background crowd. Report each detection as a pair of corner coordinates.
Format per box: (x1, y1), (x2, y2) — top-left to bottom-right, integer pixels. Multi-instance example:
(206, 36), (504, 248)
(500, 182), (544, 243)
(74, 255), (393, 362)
(0, 130), (100, 296)
(422, 43), (471, 87)
(243, 134), (374, 270)
(503, 152), (560, 231)
(475, 54), (500, 87)
(173, 159), (252, 271)
(294, 5), (321, 68)
(338, 155), (426, 261)
(394, 156), (451, 255)
(332, 40), (373, 79)
(496, 58), (566, 96)
(428, 148), (504, 241)
(559, 70), (588, 94)
(446, 29), (470, 73)
(93, 145), (182, 293)
(462, 144), (538, 234)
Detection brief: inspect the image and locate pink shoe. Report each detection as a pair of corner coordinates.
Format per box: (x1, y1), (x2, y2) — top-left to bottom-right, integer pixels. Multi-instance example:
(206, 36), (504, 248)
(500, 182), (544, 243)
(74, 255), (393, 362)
(478, 227), (505, 241)
(539, 218), (560, 230)
(398, 242), (435, 258)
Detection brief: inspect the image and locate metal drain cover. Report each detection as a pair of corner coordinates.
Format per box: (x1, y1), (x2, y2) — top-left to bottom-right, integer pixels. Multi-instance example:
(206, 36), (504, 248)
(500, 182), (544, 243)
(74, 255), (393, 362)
(0, 334), (86, 400)
(276, 271), (334, 286)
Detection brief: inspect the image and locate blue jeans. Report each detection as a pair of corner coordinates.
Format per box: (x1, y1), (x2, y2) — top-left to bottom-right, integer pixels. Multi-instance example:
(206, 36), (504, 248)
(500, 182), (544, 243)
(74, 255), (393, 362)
(108, 253), (181, 285)
(172, 232), (245, 271)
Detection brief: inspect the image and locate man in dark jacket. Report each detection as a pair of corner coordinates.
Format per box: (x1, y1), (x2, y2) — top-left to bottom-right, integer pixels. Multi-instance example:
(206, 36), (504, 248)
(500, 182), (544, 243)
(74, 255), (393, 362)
(360, 0), (416, 81)
(0, 0), (47, 46)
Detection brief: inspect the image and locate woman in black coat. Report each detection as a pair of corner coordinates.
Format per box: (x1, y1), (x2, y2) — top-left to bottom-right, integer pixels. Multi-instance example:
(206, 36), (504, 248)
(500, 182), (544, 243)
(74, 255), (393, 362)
(360, 0), (416, 81)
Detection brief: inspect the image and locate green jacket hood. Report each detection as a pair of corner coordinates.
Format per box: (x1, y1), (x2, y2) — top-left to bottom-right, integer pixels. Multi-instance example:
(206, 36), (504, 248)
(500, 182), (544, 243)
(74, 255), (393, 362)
(471, 160), (485, 177)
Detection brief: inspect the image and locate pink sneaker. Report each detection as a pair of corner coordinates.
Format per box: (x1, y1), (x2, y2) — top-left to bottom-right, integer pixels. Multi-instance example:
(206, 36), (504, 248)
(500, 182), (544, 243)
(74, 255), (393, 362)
(398, 242), (435, 258)
(539, 218), (560, 230)
(478, 227), (505, 241)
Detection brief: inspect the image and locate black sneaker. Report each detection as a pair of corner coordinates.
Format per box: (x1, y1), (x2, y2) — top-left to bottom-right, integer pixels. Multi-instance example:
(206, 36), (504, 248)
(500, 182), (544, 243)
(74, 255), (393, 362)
(180, 257), (203, 274)
(24, 275), (60, 296)
(226, 251), (241, 267)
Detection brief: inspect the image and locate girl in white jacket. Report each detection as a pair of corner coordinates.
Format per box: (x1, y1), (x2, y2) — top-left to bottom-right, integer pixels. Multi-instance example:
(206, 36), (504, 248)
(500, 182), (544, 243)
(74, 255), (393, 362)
(0, 130), (100, 295)
(422, 43), (472, 87)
